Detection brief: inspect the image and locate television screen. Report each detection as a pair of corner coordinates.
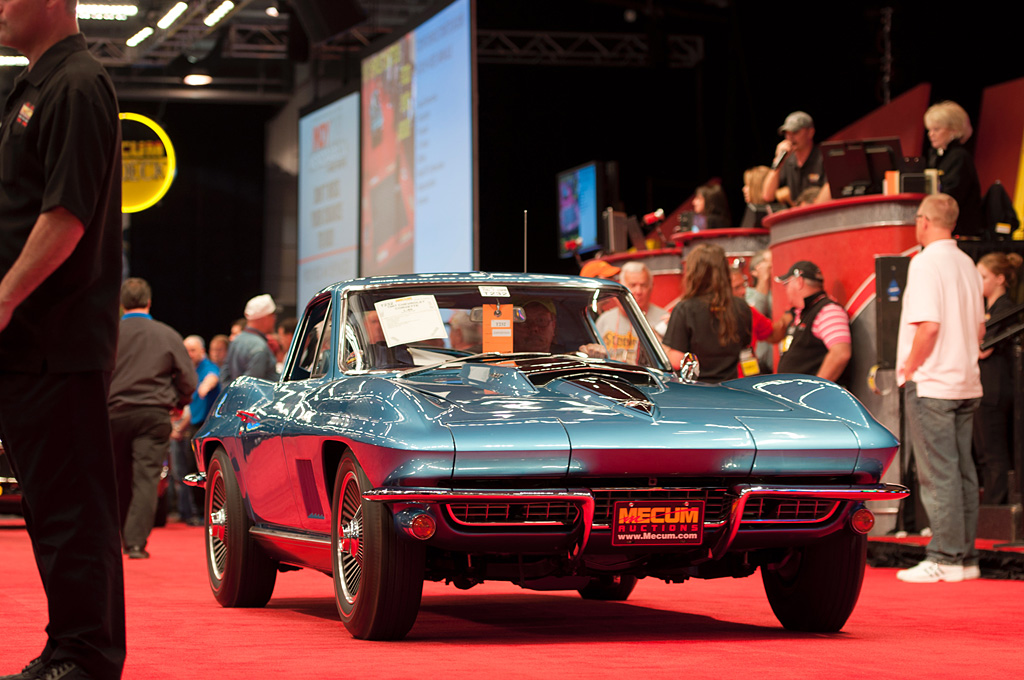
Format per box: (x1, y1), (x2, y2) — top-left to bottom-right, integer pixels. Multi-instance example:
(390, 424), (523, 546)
(297, 87), (360, 307)
(359, 0), (475, 276)
(557, 161), (602, 258)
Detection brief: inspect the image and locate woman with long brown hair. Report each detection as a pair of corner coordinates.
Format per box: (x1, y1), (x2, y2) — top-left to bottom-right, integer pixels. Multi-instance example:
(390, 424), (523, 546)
(663, 243), (752, 382)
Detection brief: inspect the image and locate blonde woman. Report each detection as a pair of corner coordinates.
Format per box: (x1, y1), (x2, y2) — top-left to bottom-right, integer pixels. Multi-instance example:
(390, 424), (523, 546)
(924, 101), (983, 236)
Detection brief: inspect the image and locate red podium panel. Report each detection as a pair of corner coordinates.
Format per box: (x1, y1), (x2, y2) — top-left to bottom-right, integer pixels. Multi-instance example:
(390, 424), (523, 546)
(763, 194), (924, 325)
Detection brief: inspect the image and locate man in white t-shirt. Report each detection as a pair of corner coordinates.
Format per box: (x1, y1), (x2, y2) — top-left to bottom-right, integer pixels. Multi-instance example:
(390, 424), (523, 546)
(596, 261), (666, 363)
(895, 193), (985, 584)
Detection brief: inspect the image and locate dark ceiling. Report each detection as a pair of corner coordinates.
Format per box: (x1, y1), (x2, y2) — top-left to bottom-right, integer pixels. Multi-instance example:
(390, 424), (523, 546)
(0, 0), (729, 103)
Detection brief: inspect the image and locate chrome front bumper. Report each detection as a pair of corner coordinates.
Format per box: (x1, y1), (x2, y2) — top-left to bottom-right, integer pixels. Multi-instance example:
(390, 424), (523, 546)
(364, 483), (910, 557)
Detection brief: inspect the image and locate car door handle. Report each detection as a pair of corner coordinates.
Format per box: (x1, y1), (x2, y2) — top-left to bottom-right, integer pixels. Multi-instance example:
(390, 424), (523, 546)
(236, 410), (260, 424)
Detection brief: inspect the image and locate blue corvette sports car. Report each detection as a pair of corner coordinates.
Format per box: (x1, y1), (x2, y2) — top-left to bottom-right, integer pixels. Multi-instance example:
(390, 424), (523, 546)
(189, 272), (907, 640)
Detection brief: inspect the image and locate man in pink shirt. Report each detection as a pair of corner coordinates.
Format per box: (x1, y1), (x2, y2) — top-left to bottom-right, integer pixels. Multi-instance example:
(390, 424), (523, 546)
(774, 260), (852, 383)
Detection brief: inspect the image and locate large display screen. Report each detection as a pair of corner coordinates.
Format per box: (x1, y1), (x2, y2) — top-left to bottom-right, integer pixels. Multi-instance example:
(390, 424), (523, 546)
(359, 0), (475, 276)
(557, 161), (602, 258)
(297, 88), (360, 307)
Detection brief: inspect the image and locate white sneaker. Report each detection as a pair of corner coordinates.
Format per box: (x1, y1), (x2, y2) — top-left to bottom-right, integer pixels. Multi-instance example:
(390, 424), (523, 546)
(962, 564), (981, 580)
(896, 560), (964, 583)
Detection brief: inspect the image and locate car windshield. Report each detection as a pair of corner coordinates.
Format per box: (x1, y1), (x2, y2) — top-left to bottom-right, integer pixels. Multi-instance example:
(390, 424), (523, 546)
(340, 283), (668, 372)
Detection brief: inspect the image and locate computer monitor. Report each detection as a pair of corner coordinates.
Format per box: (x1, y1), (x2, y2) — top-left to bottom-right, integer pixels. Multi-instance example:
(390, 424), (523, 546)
(822, 137), (903, 198)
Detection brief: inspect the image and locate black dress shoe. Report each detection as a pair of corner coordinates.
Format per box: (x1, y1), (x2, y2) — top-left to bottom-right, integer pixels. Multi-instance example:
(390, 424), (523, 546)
(0, 656), (44, 680)
(126, 545), (150, 559)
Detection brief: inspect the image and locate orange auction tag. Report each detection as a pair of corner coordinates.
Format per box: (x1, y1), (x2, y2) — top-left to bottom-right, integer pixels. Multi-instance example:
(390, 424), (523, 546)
(481, 304), (513, 353)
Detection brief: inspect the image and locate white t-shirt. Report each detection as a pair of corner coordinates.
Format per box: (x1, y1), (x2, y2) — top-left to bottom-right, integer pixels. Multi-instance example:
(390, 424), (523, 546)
(895, 239), (983, 399)
(596, 303), (667, 364)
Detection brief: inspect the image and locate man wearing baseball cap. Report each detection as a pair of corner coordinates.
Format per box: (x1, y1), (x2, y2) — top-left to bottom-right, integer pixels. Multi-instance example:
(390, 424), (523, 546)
(221, 293), (279, 385)
(774, 260), (851, 383)
(762, 111), (828, 208)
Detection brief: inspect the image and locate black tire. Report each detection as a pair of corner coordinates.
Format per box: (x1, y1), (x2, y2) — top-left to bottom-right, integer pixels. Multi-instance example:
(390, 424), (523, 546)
(578, 575), (638, 601)
(762, 526), (867, 632)
(331, 454), (425, 640)
(206, 448), (278, 607)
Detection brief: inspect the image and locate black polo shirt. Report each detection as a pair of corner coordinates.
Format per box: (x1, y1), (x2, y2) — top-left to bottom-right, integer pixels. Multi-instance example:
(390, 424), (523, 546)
(779, 143), (826, 199)
(0, 34), (122, 373)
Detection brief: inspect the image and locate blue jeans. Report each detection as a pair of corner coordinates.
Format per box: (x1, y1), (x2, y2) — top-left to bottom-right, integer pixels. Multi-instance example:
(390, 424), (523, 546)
(904, 381), (980, 565)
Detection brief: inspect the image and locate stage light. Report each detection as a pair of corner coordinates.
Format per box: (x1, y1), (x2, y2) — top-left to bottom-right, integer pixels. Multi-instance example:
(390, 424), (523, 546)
(203, 1), (235, 27)
(183, 71), (213, 86)
(78, 4), (139, 20)
(126, 27), (154, 47)
(157, 2), (189, 29)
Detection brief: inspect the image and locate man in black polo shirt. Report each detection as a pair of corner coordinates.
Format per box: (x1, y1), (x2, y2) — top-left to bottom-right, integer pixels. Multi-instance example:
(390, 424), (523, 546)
(0, 1), (125, 679)
(762, 111), (828, 208)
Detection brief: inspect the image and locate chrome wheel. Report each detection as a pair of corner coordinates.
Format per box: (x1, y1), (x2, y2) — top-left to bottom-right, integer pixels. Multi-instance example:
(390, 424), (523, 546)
(205, 448), (277, 607)
(207, 467), (228, 581)
(335, 470), (364, 605)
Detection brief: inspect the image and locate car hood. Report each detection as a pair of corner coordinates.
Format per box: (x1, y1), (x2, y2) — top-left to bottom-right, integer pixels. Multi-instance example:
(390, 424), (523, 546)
(398, 357), (876, 479)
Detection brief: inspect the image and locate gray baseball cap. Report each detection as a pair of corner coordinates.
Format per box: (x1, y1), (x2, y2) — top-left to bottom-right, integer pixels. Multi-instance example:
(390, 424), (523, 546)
(778, 111), (814, 134)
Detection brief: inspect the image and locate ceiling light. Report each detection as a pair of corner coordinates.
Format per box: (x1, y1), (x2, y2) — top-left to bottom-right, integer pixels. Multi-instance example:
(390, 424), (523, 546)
(78, 4), (138, 21)
(183, 72), (213, 86)
(0, 55), (30, 67)
(203, 1), (235, 27)
(157, 2), (188, 29)
(265, 5), (279, 18)
(126, 26), (154, 47)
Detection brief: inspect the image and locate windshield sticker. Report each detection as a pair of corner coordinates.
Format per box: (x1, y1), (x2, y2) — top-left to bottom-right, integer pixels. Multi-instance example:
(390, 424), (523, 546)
(374, 295), (448, 347)
(481, 303), (513, 353)
(478, 285), (510, 298)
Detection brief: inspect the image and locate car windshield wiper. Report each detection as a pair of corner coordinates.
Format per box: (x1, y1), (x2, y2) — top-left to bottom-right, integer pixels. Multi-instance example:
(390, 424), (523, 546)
(396, 352), (554, 379)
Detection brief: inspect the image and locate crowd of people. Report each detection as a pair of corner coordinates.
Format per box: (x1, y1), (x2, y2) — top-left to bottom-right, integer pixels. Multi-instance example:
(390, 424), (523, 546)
(599, 188), (1022, 586)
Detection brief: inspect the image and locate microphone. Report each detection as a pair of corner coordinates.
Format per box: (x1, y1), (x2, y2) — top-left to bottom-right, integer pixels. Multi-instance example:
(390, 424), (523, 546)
(642, 208), (664, 225)
(770, 149), (789, 171)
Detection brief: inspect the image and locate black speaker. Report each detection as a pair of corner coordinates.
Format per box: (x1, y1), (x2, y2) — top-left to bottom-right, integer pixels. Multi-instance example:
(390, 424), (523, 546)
(289, 0), (367, 45)
(875, 255), (910, 369)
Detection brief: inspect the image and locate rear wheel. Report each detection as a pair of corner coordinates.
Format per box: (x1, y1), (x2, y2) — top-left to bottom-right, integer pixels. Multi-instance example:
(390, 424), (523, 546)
(332, 454), (425, 640)
(578, 575), (638, 601)
(206, 448), (278, 607)
(762, 526), (866, 632)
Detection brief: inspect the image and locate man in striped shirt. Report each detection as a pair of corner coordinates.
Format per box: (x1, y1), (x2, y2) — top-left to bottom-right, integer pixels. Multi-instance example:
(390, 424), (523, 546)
(774, 260), (852, 384)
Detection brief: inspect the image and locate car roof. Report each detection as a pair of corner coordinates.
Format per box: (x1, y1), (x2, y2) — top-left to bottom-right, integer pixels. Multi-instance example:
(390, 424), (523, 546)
(319, 272), (628, 297)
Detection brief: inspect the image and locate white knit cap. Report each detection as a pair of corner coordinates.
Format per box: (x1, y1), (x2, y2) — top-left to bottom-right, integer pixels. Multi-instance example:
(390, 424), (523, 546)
(244, 294), (276, 320)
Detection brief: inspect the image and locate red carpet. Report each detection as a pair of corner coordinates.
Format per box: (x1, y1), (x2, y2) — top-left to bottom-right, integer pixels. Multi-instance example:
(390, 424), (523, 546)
(2, 517), (1020, 679)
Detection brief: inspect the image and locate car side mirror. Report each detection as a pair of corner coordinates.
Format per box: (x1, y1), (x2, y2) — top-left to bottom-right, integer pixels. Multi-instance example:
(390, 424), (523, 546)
(677, 352), (700, 381)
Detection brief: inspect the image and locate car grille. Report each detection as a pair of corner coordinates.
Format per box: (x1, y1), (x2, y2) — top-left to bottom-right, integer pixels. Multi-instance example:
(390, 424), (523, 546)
(593, 488), (731, 525)
(445, 502), (580, 527)
(741, 497), (839, 523)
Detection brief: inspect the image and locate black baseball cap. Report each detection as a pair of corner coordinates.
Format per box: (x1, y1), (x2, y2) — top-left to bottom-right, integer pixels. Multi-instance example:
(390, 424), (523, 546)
(775, 260), (823, 284)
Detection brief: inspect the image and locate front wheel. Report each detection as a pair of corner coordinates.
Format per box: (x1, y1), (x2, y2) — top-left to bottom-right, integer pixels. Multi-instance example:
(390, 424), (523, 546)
(762, 526), (866, 632)
(331, 454), (425, 640)
(206, 448), (278, 607)
(578, 575), (638, 601)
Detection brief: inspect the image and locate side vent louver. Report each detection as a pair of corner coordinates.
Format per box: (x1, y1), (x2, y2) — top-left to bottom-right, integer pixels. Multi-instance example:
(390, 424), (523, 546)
(296, 459), (325, 520)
